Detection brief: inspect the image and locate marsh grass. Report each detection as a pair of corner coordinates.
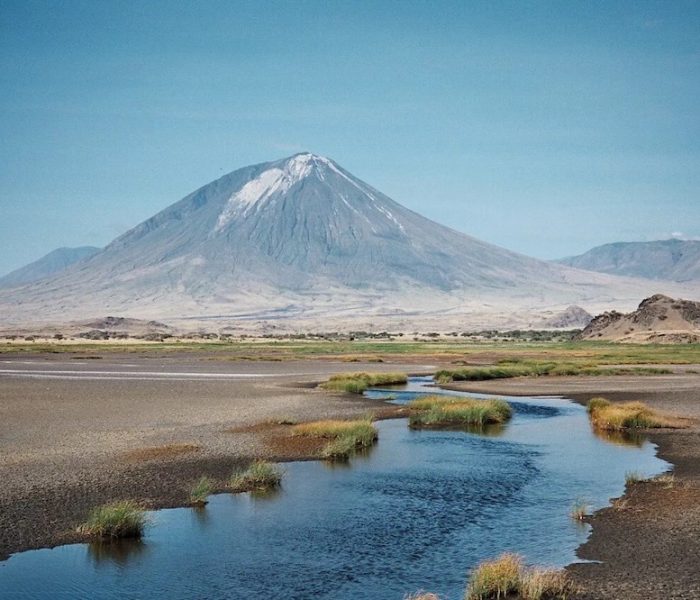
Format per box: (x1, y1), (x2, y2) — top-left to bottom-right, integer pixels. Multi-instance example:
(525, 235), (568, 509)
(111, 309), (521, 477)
(79, 501), (147, 539)
(229, 460), (282, 492)
(190, 476), (213, 505)
(436, 363), (672, 383)
(408, 395), (512, 429)
(465, 554), (573, 600)
(320, 371), (407, 394)
(519, 568), (574, 600)
(293, 418), (378, 461)
(466, 553), (522, 599)
(625, 470), (644, 485)
(587, 398), (682, 431)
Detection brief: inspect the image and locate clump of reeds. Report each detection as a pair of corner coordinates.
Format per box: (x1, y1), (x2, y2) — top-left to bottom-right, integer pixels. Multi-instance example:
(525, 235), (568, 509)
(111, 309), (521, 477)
(293, 418), (378, 461)
(465, 553), (522, 599)
(625, 470), (644, 485)
(587, 398), (681, 431)
(190, 476), (213, 505)
(320, 372), (407, 394)
(229, 460), (282, 492)
(79, 500), (147, 539)
(465, 553), (574, 600)
(408, 395), (512, 429)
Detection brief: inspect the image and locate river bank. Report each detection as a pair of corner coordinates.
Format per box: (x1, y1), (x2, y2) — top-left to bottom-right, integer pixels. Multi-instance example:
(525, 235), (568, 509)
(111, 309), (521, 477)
(444, 373), (700, 600)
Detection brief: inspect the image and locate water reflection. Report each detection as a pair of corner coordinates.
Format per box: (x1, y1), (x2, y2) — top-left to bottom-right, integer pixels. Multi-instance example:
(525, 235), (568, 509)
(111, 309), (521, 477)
(87, 538), (147, 567)
(591, 426), (645, 448)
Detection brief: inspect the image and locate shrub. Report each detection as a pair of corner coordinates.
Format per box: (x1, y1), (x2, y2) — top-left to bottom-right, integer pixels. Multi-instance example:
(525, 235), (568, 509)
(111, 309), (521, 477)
(190, 476), (213, 505)
(229, 460), (282, 492)
(79, 501), (147, 539)
(408, 395), (512, 429)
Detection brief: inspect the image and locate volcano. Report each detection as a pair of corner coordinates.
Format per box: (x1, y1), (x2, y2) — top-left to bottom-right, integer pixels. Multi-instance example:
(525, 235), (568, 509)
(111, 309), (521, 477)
(1, 153), (696, 330)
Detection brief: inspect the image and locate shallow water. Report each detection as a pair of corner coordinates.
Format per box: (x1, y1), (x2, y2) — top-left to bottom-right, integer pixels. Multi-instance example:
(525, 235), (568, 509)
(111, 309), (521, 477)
(0, 378), (668, 599)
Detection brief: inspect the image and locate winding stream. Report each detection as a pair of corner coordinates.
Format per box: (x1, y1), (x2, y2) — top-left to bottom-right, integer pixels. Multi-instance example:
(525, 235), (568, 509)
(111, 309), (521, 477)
(0, 377), (668, 599)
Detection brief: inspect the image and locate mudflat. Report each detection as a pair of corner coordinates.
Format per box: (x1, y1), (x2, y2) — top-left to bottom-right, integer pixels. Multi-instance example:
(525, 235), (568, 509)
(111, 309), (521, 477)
(0, 353), (432, 559)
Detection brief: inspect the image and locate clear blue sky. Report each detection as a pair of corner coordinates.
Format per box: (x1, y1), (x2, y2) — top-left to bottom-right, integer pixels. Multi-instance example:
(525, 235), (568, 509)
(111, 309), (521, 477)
(1, 0), (699, 275)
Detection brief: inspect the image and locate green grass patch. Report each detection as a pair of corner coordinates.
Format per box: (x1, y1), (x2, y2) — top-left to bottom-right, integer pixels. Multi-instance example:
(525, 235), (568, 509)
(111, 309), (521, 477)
(190, 476), (213, 505)
(229, 460), (282, 492)
(293, 418), (378, 461)
(466, 553), (573, 600)
(408, 395), (512, 429)
(320, 371), (407, 394)
(79, 500), (147, 539)
(436, 363), (673, 383)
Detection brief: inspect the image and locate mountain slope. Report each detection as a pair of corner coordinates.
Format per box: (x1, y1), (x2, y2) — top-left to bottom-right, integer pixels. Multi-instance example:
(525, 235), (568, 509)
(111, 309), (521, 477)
(556, 240), (700, 282)
(0, 153), (697, 330)
(0, 246), (100, 289)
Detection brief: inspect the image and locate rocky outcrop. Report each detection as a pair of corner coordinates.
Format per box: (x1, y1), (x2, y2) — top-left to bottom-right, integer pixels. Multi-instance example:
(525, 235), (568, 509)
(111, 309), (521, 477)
(579, 295), (700, 343)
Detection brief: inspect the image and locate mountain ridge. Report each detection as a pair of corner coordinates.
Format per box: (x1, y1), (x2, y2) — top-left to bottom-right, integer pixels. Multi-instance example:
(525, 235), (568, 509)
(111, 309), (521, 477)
(555, 239), (700, 282)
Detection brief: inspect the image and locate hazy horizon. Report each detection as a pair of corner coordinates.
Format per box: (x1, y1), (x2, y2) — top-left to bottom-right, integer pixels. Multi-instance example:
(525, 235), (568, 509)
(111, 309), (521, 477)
(1, 1), (699, 275)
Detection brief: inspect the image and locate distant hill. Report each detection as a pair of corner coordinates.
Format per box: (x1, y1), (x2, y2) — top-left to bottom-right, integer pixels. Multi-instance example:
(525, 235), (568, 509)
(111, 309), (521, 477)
(579, 294), (700, 343)
(555, 240), (700, 282)
(0, 246), (101, 289)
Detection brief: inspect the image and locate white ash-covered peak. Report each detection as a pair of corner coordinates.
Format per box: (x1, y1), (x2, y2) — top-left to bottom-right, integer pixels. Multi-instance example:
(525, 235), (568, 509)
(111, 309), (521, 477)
(216, 152), (362, 231)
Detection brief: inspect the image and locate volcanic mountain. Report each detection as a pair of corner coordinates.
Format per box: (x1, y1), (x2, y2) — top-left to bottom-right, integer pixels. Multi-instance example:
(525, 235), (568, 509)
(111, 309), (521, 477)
(1, 153), (697, 331)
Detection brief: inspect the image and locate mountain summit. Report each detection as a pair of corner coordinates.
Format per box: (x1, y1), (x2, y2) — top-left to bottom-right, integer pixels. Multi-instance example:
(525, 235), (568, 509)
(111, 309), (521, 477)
(1, 154), (697, 330)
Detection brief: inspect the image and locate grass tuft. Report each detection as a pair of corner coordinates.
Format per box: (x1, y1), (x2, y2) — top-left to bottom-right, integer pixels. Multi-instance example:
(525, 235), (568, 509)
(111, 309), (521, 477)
(408, 395), (512, 429)
(229, 460), (282, 492)
(587, 398), (682, 431)
(466, 553), (522, 599)
(320, 371), (407, 394)
(625, 470), (644, 485)
(190, 476), (213, 505)
(519, 567), (574, 600)
(465, 553), (573, 600)
(293, 418), (378, 461)
(79, 500), (147, 539)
